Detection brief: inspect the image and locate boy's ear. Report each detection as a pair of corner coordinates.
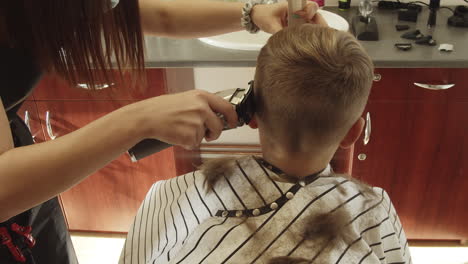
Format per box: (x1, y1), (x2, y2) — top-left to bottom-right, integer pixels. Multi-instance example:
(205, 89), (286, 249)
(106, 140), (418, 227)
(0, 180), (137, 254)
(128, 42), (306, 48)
(248, 116), (258, 129)
(340, 117), (365, 149)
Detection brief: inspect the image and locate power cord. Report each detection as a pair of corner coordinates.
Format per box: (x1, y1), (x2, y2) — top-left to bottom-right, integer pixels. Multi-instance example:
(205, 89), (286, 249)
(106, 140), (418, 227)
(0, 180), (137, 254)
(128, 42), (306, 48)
(379, 0), (455, 13)
(378, 0), (459, 28)
(440, 6), (455, 13)
(378, 0), (423, 11)
(408, 1), (429, 6)
(409, 1), (456, 13)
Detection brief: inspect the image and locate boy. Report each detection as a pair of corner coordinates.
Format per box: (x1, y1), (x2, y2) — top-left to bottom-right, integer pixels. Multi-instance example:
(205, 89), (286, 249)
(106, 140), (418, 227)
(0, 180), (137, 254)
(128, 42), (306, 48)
(120, 25), (411, 264)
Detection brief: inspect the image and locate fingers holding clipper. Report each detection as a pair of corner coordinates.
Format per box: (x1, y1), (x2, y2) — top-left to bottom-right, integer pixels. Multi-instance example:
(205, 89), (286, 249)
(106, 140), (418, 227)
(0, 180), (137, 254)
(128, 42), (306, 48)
(203, 92), (238, 129)
(204, 110), (224, 142)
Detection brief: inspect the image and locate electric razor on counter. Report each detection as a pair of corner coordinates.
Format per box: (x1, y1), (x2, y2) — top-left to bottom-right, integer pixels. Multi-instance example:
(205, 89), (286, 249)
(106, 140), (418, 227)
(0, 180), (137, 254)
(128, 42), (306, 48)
(127, 81), (256, 162)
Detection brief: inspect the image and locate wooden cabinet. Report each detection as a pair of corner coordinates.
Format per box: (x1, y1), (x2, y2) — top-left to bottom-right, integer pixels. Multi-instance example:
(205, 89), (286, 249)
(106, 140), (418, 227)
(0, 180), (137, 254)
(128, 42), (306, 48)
(353, 68), (468, 240)
(33, 69), (165, 101)
(23, 69), (201, 233)
(34, 100), (185, 233)
(17, 100), (46, 143)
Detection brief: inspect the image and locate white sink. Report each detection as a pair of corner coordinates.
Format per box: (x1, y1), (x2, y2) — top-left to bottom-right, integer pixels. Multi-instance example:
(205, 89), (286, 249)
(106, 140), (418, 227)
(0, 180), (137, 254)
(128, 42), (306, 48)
(199, 10), (349, 51)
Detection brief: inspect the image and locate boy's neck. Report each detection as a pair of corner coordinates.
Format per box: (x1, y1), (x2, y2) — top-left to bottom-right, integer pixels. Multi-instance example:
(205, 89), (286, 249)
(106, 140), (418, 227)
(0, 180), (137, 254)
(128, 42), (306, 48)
(261, 147), (335, 179)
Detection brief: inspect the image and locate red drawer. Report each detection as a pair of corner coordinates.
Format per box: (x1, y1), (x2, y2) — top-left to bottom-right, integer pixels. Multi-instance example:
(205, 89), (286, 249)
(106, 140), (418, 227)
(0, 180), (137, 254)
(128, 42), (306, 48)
(370, 68), (468, 102)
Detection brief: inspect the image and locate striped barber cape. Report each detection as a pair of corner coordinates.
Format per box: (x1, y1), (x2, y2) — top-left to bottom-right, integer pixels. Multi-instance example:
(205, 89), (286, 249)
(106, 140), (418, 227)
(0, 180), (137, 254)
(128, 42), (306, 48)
(120, 156), (411, 264)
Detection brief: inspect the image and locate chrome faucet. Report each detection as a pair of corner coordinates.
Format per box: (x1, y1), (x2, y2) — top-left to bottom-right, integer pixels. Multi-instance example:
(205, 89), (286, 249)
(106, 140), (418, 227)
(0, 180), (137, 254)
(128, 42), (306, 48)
(359, 0), (373, 23)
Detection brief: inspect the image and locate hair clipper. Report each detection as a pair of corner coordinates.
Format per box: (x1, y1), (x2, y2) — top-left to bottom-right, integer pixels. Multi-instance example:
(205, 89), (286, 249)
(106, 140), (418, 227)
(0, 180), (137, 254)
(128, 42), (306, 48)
(127, 81), (255, 162)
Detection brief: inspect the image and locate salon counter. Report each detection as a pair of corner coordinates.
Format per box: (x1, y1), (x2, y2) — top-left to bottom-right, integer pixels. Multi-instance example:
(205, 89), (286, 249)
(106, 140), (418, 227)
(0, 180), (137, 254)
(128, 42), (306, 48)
(143, 6), (468, 68)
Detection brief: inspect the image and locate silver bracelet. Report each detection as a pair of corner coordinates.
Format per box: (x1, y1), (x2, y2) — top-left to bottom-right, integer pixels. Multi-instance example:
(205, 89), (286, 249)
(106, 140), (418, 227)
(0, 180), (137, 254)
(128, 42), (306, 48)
(241, 0), (266, 34)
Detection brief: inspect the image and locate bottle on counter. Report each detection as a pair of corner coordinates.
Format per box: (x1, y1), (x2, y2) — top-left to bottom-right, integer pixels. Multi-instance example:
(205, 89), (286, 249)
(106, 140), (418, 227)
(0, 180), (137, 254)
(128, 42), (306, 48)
(339, 0), (351, 10)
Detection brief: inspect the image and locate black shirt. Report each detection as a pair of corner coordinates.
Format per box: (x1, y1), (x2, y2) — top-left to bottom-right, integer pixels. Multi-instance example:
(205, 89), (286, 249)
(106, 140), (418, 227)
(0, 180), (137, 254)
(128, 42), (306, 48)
(0, 46), (78, 264)
(0, 46), (41, 116)
(0, 46), (40, 150)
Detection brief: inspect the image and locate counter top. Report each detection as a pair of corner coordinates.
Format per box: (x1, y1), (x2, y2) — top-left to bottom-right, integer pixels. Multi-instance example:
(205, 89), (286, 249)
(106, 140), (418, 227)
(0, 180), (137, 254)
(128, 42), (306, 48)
(143, 6), (468, 68)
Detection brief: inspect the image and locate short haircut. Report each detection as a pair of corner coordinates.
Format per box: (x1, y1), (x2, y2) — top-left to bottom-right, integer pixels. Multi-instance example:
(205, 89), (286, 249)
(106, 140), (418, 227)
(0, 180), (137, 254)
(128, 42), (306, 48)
(254, 24), (374, 152)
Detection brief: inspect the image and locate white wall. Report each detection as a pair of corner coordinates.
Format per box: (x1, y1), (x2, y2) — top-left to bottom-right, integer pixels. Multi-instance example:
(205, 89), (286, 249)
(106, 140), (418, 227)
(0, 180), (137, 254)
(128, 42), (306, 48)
(194, 67), (260, 145)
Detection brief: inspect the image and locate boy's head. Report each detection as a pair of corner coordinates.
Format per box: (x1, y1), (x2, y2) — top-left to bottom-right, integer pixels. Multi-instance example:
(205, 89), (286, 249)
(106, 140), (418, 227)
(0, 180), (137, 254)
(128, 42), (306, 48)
(252, 24), (374, 153)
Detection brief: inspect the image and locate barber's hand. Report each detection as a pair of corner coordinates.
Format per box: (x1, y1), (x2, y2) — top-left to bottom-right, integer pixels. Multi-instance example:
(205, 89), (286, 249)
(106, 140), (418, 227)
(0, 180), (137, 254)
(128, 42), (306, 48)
(251, 1), (327, 34)
(128, 90), (238, 149)
(295, 2), (328, 26)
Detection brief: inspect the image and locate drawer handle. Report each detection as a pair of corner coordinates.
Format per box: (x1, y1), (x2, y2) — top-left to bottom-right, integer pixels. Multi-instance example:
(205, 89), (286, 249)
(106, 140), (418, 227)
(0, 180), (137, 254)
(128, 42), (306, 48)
(24, 111), (31, 131)
(46, 111), (57, 140)
(373, 74), (381, 82)
(24, 111), (36, 142)
(77, 83), (114, 90)
(414, 83), (455, 90)
(364, 112), (371, 146)
(358, 153), (367, 161)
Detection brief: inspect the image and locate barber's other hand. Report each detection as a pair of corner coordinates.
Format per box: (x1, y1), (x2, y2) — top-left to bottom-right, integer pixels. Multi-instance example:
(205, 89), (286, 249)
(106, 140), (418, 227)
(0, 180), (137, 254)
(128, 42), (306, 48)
(251, 1), (327, 34)
(127, 90), (238, 149)
(295, 2), (328, 26)
(251, 2), (288, 34)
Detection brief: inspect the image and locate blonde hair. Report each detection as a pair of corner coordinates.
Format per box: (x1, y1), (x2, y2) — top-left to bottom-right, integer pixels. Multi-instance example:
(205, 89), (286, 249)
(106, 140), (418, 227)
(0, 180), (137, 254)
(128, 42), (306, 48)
(254, 24), (374, 152)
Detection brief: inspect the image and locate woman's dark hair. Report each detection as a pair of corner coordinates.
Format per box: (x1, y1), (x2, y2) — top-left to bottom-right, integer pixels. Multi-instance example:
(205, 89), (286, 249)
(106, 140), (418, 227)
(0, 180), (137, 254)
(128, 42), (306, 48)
(0, 0), (145, 88)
